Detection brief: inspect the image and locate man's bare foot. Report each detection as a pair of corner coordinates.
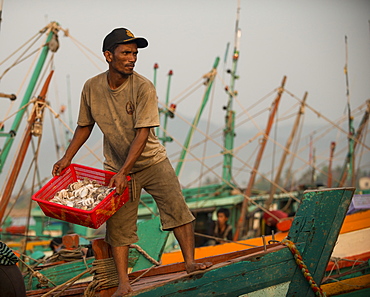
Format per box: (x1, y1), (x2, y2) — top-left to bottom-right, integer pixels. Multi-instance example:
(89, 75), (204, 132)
(111, 281), (133, 296)
(185, 261), (213, 273)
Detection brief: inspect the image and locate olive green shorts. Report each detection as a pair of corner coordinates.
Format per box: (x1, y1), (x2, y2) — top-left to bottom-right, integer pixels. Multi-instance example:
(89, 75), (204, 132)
(105, 158), (195, 247)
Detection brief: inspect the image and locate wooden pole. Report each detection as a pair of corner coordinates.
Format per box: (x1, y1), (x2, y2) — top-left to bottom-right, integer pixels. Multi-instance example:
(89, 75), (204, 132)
(234, 76), (286, 241)
(91, 238), (117, 297)
(0, 23), (58, 173)
(327, 141), (336, 188)
(338, 99), (370, 186)
(265, 91), (307, 209)
(0, 71), (54, 224)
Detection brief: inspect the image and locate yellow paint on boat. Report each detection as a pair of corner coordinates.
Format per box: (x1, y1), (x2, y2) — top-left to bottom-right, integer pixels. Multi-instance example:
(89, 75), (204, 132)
(161, 232), (287, 265)
(322, 274), (370, 296)
(339, 209), (370, 234)
(6, 240), (51, 251)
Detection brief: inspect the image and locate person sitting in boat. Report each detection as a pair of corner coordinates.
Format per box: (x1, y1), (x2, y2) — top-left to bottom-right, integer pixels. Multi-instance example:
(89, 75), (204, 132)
(263, 209), (288, 235)
(49, 237), (63, 253)
(52, 27), (212, 296)
(206, 208), (233, 245)
(0, 241), (27, 297)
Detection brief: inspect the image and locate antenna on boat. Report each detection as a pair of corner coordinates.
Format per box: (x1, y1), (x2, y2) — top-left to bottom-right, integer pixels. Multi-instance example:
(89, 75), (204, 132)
(222, 0), (241, 184)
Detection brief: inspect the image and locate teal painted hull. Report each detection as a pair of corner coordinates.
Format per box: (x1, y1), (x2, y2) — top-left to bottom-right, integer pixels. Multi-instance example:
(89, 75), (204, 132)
(128, 187), (354, 296)
(25, 188), (355, 296)
(24, 217), (168, 291)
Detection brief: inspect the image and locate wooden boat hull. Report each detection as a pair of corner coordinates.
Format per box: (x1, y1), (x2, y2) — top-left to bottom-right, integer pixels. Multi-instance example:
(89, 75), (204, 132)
(26, 187), (355, 297)
(23, 217), (169, 291)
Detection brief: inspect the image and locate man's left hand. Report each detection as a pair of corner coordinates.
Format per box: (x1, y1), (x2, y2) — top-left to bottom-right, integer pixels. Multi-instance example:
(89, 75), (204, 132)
(109, 173), (128, 195)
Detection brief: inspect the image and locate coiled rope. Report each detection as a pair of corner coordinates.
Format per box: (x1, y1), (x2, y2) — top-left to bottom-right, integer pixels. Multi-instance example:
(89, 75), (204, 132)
(46, 247), (85, 263)
(282, 238), (326, 297)
(84, 244), (161, 297)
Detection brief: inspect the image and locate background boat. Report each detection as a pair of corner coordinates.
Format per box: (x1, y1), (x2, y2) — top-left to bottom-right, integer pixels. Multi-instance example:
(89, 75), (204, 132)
(0, 1), (369, 295)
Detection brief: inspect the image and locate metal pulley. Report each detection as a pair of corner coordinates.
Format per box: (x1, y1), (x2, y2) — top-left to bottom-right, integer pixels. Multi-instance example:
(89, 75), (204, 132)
(31, 118), (43, 137)
(48, 33), (59, 52)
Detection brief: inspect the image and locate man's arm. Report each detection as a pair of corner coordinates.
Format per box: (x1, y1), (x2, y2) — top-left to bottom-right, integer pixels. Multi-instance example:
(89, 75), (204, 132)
(52, 124), (94, 176)
(108, 127), (150, 194)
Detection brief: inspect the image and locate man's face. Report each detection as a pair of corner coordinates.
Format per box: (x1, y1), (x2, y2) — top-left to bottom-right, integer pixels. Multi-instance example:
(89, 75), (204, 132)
(217, 212), (228, 225)
(106, 43), (138, 77)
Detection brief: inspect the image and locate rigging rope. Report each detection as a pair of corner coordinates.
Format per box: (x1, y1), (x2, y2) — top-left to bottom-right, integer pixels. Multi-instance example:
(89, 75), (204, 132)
(0, 29), (44, 71)
(57, 26), (105, 72)
(198, 70), (217, 189)
(158, 119), (295, 222)
(194, 232), (258, 247)
(1, 24), (54, 121)
(23, 125), (43, 259)
(40, 268), (92, 297)
(44, 103), (103, 163)
(285, 89), (370, 151)
(16, 252), (57, 290)
(163, 103), (302, 206)
(170, 77), (204, 106)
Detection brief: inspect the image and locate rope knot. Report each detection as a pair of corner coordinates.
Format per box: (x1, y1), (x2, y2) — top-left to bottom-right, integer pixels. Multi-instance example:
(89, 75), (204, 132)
(32, 271), (50, 287)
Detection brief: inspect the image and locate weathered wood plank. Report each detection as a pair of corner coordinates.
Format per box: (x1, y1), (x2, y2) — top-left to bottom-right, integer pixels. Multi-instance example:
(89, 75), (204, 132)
(128, 248), (296, 296)
(129, 243), (282, 280)
(132, 216), (169, 271)
(91, 238), (117, 297)
(287, 187), (355, 296)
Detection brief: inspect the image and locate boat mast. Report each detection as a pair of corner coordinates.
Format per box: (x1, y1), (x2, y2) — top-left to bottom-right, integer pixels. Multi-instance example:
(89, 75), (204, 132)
(222, 0), (241, 184)
(338, 36), (355, 187)
(160, 70), (174, 146)
(153, 63), (160, 138)
(338, 99), (370, 186)
(234, 76), (286, 240)
(0, 22), (59, 173)
(153, 63), (159, 88)
(0, 71), (54, 224)
(175, 57), (220, 176)
(265, 91), (307, 209)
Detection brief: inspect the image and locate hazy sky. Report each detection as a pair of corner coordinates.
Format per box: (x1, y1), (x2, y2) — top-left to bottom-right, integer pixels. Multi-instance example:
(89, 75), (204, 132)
(0, 0), (369, 189)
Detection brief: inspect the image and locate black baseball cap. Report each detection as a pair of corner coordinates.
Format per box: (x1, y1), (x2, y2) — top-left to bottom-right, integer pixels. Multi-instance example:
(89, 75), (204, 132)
(102, 28), (148, 52)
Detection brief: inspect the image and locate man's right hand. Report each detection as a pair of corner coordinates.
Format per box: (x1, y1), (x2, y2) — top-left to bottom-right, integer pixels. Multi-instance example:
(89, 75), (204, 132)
(52, 158), (71, 176)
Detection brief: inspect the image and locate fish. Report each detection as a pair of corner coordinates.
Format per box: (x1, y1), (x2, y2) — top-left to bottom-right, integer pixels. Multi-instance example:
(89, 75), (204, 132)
(50, 178), (114, 210)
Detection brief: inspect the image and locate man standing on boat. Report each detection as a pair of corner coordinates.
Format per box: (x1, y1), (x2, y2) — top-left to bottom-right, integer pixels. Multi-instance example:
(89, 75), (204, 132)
(52, 27), (212, 296)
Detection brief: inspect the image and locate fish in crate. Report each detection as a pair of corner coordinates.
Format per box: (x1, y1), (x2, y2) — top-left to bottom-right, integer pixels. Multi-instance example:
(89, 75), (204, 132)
(32, 164), (130, 228)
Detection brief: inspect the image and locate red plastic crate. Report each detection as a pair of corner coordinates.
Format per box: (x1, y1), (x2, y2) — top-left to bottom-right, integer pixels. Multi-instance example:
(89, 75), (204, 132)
(32, 164), (130, 229)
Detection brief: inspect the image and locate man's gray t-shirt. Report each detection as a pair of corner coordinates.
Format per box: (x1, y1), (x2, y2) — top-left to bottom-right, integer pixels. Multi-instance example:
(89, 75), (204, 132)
(77, 71), (167, 173)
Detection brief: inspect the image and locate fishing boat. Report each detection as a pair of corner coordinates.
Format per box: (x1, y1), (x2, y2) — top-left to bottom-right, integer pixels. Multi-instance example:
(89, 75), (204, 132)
(25, 187), (355, 296)
(0, 1), (369, 296)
